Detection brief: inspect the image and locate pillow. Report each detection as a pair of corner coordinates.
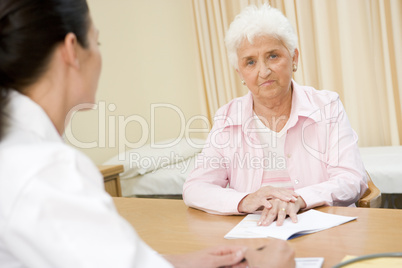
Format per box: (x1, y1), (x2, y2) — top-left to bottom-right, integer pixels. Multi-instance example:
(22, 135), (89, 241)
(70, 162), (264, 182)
(103, 138), (205, 180)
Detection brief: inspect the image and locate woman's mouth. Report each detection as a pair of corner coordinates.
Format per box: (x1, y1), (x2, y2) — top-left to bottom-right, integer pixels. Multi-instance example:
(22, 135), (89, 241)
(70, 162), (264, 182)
(259, 80), (275, 87)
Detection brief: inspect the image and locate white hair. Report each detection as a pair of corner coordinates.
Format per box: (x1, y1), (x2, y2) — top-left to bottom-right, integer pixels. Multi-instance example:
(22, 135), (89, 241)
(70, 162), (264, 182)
(225, 4), (298, 69)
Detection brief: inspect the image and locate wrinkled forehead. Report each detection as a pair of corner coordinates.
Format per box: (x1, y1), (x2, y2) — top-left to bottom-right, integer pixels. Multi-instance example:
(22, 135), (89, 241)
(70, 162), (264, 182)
(237, 35), (290, 55)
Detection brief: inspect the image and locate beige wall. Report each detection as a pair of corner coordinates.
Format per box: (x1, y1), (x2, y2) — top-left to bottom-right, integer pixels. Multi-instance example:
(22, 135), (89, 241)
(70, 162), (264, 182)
(64, 0), (207, 164)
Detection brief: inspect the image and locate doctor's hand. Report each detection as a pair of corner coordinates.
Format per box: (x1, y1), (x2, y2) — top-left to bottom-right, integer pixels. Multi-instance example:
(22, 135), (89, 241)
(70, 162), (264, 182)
(163, 245), (247, 268)
(237, 186), (299, 214)
(258, 197), (307, 226)
(241, 239), (295, 268)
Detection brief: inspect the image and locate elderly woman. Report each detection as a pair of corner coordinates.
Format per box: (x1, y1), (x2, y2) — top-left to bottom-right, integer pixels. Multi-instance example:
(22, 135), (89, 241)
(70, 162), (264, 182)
(183, 4), (368, 226)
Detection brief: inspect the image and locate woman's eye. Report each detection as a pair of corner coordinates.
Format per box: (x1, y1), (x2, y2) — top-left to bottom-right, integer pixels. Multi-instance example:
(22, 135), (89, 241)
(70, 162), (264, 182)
(269, 54), (278, 59)
(247, 60), (255, 66)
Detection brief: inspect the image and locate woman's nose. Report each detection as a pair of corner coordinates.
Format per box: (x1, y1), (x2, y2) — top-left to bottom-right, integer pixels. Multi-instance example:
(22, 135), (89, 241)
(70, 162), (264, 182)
(258, 62), (271, 78)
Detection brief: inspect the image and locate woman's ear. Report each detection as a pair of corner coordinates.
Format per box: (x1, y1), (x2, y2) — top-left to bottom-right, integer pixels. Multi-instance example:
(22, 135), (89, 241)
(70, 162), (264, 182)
(61, 33), (80, 69)
(236, 69), (243, 80)
(293, 48), (299, 66)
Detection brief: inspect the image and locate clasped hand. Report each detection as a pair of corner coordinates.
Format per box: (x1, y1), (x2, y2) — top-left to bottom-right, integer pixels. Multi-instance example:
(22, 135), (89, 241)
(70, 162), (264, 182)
(237, 186), (306, 226)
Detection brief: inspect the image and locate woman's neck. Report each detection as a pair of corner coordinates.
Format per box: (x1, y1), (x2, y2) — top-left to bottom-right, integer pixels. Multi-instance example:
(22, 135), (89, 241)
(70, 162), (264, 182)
(24, 77), (69, 136)
(253, 85), (293, 132)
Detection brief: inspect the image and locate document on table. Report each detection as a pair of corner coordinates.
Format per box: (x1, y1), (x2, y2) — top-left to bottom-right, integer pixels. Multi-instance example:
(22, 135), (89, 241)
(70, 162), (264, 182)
(295, 257), (324, 268)
(224, 209), (357, 240)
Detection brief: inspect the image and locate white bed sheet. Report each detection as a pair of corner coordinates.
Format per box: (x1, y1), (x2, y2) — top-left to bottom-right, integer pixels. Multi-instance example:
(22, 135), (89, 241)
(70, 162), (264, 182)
(359, 146), (402, 194)
(121, 156), (195, 197)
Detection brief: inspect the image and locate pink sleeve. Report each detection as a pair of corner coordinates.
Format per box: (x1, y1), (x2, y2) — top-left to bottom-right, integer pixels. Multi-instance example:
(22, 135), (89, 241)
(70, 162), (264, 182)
(182, 121), (249, 215)
(296, 98), (368, 209)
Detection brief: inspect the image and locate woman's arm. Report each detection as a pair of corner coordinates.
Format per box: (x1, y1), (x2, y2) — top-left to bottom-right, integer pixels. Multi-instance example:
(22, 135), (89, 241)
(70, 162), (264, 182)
(296, 97), (368, 209)
(183, 130), (298, 215)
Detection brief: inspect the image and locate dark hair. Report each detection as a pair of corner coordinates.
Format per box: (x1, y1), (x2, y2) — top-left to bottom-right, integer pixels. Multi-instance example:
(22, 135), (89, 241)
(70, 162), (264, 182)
(0, 0), (90, 139)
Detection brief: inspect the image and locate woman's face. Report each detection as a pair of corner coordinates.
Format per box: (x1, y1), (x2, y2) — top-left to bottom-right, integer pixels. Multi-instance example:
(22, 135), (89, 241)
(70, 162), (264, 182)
(76, 17), (102, 104)
(236, 35), (298, 103)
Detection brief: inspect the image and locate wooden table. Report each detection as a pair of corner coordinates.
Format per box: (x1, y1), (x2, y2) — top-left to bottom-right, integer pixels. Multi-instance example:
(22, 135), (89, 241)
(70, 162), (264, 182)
(98, 165), (123, 197)
(113, 197), (402, 268)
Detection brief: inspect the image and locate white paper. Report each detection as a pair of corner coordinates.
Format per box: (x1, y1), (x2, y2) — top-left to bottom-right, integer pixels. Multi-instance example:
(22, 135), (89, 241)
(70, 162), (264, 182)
(224, 209), (357, 240)
(295, 257), (324, 268)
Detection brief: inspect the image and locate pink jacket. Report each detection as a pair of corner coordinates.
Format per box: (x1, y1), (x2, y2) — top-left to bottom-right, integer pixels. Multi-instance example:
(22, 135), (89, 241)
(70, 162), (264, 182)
(183, 81), (368, 215)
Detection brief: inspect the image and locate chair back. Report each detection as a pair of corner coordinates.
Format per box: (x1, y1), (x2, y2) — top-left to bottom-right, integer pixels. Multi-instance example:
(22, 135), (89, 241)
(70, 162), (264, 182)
(357, 171), (381, 208)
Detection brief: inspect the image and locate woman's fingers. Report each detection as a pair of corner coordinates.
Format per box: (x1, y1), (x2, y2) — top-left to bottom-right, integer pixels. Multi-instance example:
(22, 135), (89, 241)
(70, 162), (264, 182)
(259, 207), (278, 226)
(209, 247), (246, 267)
(287, 200), (301, 223)
(257, 200), (300, 226)
(276, 206), (287, 226)
(280, 189), (299, 202)
(288, 209), (298, 223)
(244, 240), (295, 268)
(238, 188), (302, 214)
(259, 186), (298, 202)
(238, 194), (272, 213)
(258, 208), (269, 226)
(261, 198), (272, 209)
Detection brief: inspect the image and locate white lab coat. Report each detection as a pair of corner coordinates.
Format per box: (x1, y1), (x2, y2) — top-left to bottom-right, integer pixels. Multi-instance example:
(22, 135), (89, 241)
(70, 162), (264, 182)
(0, 91), (173, 268)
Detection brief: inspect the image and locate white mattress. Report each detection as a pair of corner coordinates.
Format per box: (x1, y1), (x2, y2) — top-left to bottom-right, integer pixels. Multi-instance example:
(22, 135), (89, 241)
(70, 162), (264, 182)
(359, 146), (402, 194)
(102, 138), (204, 197)
(120, 156), (195, 196)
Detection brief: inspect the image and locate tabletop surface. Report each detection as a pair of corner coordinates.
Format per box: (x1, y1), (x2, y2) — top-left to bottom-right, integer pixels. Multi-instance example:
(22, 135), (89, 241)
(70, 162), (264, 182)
(113, 197), (402, 268)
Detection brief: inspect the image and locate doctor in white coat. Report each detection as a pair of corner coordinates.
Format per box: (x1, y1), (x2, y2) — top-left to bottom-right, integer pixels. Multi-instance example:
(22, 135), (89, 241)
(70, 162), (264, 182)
(0, 0), (295, 267)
